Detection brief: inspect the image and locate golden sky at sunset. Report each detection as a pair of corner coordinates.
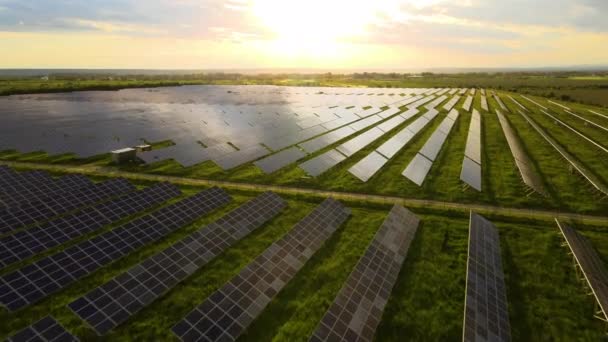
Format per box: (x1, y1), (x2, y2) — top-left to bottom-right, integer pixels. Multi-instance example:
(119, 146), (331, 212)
(1, 0), (607, 69)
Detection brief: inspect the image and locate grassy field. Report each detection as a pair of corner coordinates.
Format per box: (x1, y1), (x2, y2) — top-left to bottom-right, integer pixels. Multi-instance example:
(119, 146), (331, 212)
(0, 177), (606, 341)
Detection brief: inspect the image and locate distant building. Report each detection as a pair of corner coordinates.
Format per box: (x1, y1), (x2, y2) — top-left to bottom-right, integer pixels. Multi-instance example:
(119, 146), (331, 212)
(111, 147), (137, 164)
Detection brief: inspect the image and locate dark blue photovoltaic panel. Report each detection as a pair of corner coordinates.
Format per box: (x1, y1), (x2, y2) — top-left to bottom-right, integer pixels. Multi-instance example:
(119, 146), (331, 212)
(0, 178), (135, 235)
(172, 198), (350, 342)
(6, 316), (78, 342)
(70, 192), (286, 335)
(0, 187), (231, 311)
(0, 182), (181, 267)
(310, 205), (420, 342)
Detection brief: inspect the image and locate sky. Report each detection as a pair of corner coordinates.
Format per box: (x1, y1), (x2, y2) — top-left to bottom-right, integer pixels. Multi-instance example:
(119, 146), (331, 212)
(1, 0), (607, 70)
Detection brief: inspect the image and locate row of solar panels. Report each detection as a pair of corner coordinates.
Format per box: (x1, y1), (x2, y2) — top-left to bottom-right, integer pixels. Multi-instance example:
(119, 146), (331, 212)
(5, 184), (606, 341)
(0, 87), (470, 158)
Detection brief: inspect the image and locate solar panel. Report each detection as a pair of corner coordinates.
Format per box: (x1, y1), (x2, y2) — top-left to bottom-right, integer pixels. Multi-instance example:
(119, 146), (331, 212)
(299, 126), (356, 154)
(419, 130), (448, 161)
(539, 109), (607, 154)
(0, 187), (231, 311)
(377, 116), (405, 133)
(172, 198), (351, 342)
(520, 95), (547, 110)
(519, 111), (608, 196)
(463, 213), (511, 342)
(0, 178), (135, 235)
(213, 145), (270, 170)
(336, 128), (384, 157)
(462, 96), (473, 112)
(264, 125), (328, 151)
(6, 316), (78, 342)
(464, 110), (482, 165)
(555, 220), (608, 323)
(348, 115), (383, 131)
(407, 95), (436, 109)
(588, 109), (608, 120)
(254, 147), (306, 174)
(481, 96), (489, 111)
(406, 117), (430, 135)
(423, 109), (439, 121)
(0, 182), (181, 268)
(310, 205), (420, 342)
(348, 151), (389, 182)
(443, 95), (461, 111)
(493, 95), (508, 112)
(425, 95), (447, 109)
(0, 170), (52, 193)
(377, 107), (402, 119)
(376, 128), (414, 159)
(299, 150), (347, 177)
(0, 174), (93, 209)
(69, 192), (286, 335)
(402, 154), (433, 186)
(400, 108), (419, 120)
(507, 96), (527, 112)
(495, 110), (547, 195)
(460, 157), (482, 191)
(564, 110), (608, 133)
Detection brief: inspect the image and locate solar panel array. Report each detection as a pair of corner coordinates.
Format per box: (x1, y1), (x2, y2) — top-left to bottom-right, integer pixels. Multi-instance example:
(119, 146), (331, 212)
(495, 110), (547, 195)
(309, 205), (420, 342)
(462, 96), (473, 112)
(0, 173), (92, 209)
(69, 192), (286, 335)
(556, 220), (608, 323)
(6, 316), (78, 342)
(139, 142), (237, 168)
(519, 111), (608, 196)
(0, 187), (231, 311)
(254, 147), (307, 174)
(493, 95), (509, 112)
(507, 96), (527, 112)
(0, 182), (181, 268)
(0, 178), (135, 235)
(443, 95), (461, 111)
(425, 95), (447, 109)
(480, 95), (489, 112)
(299, 126), (356, 154)
(406, 95), (436, 109)
(347, 107), (446, 182)
(172, 198), (351, 342)
(520, 95), (547, 110)
(336, 128), (385, 157)
(564, 109), (608, 133)
(538, 109), (608, 154)
(300, 150), (347, 177)
(461, 109), (482, 191)
(403, 110), (460, 186)
(463, 213), (511, 342)
(588, 109), (608, 120)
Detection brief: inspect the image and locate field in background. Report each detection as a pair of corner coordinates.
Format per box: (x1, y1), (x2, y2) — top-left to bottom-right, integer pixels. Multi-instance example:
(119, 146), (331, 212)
(2, 71), (608, 106)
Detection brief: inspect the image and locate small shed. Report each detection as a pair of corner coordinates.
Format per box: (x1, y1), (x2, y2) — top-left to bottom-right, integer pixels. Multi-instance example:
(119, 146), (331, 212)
(111, 147), (137, 164)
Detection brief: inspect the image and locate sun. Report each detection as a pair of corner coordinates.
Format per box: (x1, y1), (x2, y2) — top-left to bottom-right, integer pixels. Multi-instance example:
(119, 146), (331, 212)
(251, 0), (372, 44)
